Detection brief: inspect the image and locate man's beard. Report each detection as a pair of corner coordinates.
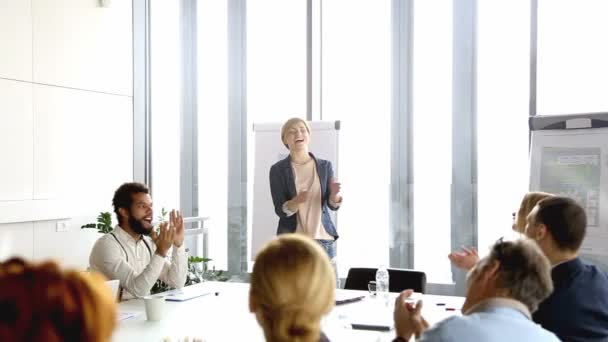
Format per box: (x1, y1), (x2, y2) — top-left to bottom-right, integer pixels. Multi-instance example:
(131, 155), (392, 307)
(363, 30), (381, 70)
(128, 213), (152, 236)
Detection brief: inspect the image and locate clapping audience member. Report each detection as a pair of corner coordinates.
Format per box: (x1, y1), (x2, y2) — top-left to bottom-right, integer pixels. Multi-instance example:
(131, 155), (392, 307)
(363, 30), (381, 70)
(449, 191), (553, 270)
(524, 196), (608, 341)
(89, 182), (187, 299)
(393, 239), (559, 342)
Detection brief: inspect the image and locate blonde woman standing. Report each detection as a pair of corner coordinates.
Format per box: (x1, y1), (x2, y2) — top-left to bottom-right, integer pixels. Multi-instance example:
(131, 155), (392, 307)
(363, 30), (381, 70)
(269, 118), (343, 260)
(249, 234), (335, 342)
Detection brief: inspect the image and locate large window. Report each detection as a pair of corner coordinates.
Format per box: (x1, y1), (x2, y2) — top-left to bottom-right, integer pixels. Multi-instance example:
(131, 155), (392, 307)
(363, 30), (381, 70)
(197, 1), (229, 270)
(321, 0), (392, 275)
(477, 1), (531, 255)
(537, 0), (608, 115)
(246, 0), (307, 267)
(412, 0), (453, 283)
(247, 0), (306, 121)
(150, 0), (181, 215)
(145, 1), (575, 291)
(151, 1), (230, 268)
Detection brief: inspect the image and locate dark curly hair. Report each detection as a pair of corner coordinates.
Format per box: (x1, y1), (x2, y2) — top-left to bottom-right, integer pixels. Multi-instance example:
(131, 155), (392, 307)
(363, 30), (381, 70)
(112, 182), (150, 225)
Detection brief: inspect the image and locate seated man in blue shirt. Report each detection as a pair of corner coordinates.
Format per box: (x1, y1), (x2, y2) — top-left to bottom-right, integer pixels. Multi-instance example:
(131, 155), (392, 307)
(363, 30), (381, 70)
(524, 196), (608, 341)
(393, 239), (559, 342)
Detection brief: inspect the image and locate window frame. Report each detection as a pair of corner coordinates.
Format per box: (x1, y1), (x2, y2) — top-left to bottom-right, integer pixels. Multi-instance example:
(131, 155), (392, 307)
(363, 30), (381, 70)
(134, 0), (516, 294)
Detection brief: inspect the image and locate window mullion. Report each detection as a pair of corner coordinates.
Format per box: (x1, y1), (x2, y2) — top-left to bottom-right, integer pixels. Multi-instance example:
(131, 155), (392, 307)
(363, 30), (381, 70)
(179, 0), (199, 220)
(450, 0), (477, 295)
(390, 0), (414, 269)
(133, 0), (152, 186)
(227, 0), (248, 277)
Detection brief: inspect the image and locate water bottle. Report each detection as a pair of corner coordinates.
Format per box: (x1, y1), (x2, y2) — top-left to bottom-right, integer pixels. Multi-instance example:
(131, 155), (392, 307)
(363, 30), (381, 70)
(375, 265), (389, 303)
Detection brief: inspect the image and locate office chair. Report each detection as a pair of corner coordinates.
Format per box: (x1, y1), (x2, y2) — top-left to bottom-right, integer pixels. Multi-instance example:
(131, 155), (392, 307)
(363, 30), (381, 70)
(343, 267), (427, 293)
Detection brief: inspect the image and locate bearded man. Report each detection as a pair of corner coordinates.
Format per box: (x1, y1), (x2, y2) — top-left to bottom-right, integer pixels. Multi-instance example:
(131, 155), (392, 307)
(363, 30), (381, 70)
(89, 182), (187, 299)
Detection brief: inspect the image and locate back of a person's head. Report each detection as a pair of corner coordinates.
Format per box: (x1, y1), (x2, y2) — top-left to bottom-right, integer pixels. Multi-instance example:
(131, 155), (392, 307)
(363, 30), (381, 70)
(0, 258), (117, 342)
(534, 196), (587, 252)
(250, 234), (335, 342)
(486, 239), (553, 312)
(516, 192), (553, 232)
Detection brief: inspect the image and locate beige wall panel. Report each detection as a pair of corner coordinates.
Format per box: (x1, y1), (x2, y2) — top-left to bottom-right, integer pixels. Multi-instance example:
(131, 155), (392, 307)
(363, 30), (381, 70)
(0, 0), (32, 81)
(0, 79), (33, 201)
(32, 0), (132, 95)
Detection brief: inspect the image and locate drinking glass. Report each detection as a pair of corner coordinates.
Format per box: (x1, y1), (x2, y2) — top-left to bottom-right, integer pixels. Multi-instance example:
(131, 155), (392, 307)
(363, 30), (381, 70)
(368, 280), (377, 297)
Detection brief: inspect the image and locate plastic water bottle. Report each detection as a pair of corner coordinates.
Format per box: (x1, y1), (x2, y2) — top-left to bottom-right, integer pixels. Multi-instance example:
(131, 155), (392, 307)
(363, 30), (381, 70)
(376, 265), (389, 304)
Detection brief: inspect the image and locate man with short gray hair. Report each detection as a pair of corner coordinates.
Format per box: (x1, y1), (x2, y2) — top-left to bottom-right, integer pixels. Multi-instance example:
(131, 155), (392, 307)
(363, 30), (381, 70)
(392, 239), (559, 342)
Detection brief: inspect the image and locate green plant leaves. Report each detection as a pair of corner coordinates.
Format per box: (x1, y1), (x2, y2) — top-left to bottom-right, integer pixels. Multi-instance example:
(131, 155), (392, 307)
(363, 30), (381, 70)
(81, 211), (114, 234)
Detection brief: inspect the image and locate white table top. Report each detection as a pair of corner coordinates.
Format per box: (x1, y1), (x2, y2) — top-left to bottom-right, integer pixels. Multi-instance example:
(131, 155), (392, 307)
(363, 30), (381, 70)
(113, 282), (465, 342)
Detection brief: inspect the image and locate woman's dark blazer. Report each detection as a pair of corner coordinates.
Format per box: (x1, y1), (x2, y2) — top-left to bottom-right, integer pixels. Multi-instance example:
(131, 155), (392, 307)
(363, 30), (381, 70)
(269, 153), (339, 239)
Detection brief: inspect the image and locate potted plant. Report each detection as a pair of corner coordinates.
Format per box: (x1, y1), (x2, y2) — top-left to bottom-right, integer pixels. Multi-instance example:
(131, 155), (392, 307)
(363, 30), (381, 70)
(152, 255), (228, 293)
(187, 256), (229, 284)
(81, 212), (114, 234)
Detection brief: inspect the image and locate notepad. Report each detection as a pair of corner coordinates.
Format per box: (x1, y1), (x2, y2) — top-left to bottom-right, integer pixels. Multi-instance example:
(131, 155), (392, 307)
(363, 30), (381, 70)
(350, 316), (393, 331)
(163, 286), (212, 302)
(350, 322), (393, 332)
(347, 305), (394, 331)
(118, 311), (138, 321)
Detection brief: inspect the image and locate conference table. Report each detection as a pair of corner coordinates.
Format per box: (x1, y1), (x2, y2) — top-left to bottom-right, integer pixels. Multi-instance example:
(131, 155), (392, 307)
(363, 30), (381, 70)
(113, 281), (465, 342)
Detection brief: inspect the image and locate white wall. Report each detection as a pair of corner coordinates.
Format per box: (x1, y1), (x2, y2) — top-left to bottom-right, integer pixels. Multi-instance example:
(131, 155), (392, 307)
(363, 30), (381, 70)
(0, 0), (133, 269)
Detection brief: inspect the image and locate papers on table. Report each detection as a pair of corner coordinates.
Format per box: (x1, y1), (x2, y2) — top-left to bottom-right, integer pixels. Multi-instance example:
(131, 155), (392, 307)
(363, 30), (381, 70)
(348, 307), (394, 332)
(118, 311), (139, 321)
(163, 285), (212, 302)
(331, 294), (394, 331)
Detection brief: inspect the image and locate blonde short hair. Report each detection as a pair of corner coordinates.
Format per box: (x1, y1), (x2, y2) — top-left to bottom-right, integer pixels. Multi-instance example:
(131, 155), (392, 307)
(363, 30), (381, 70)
(250, 234), (335, 342)
(514, 192), (554, 233)
(0, 258), (117, 342)
(280, 118), (311, 149)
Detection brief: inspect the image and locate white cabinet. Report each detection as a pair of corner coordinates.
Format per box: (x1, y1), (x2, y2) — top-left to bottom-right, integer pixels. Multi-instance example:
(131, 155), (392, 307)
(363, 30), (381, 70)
(0, 0), (32, 81)
(32, 0), (133, 95)
(0, 79), (33, 201)
(0, 223), (34, 260)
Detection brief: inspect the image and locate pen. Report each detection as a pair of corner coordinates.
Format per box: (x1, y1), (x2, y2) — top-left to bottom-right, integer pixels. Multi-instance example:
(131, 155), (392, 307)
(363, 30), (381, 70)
(335, 295), (365, 305)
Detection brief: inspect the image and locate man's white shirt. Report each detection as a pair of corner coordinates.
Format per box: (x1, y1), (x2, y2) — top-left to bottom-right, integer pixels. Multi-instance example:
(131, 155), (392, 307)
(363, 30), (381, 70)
(89, 225), (187, 300)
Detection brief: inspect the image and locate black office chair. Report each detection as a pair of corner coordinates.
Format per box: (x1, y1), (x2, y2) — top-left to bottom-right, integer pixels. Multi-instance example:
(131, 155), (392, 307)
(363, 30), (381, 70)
(343, 267), (427, 293)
